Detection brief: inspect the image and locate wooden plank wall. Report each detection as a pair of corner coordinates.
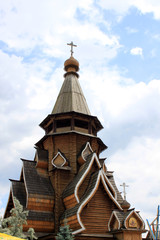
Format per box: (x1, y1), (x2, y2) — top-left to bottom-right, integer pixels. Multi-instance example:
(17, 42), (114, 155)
(80, 182), (117, 234)
(24, 220), (54, 233)
(123, 231), (142, 240)
(27, 197), (54, 211)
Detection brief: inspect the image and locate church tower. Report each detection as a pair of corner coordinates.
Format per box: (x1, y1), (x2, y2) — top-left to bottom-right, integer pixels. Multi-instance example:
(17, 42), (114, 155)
(4, 43), (145, 240)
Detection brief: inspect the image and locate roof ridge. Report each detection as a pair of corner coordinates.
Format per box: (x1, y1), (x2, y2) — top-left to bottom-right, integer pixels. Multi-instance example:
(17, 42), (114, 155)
(21, 158), (35, 162)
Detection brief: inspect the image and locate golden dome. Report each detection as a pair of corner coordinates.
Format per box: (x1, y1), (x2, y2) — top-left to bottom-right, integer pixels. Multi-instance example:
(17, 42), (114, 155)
(64, 56), (79, 72)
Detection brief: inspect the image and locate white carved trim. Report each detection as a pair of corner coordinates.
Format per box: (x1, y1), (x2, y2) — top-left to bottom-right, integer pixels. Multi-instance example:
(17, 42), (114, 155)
(81, 142), (93, 161)
(102, 169), (117, 199)
(100, 172), (122, 209)
(124, 210), (145, 229)
(73, 171), (101, 234)
(51, 151), (67, 168)
(108, 211), (121, 231)
(74, 152), (101, 203)
(22, 165), (29, 209)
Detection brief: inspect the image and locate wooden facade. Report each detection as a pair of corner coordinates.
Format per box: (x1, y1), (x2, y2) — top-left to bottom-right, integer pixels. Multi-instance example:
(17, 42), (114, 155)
(4, 54), (146, 240)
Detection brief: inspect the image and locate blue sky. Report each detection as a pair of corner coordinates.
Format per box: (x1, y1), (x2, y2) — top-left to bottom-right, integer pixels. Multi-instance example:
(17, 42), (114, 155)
(0, 0), (160, 232)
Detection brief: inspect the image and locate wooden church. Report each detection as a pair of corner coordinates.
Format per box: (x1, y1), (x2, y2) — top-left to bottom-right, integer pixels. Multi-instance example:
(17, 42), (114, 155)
(4, 43), (146, 240)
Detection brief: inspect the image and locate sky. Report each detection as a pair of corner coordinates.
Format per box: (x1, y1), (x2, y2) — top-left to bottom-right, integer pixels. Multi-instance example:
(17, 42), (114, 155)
(0, 0), (160, 233)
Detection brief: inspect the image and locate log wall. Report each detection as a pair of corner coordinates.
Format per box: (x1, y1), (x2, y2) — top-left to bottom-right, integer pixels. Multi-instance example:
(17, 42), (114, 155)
(24, 220), (54, 233)
(81, 182), (116, 234)
(27, 197), (54, 211)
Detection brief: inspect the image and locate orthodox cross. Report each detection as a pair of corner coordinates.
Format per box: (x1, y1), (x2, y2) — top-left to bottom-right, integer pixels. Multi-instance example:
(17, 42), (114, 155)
(120, 182), (129, 200)
(67, 41), (77, 57)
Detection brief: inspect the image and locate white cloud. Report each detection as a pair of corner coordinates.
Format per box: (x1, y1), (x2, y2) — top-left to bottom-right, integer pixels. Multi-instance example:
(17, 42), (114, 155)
(130, 47), (143, 57)
(0, 0), (119, 58)
(98, 0), (160, 20)
(81, 65), (160, 161)
(98, 0), (132, 16)
(133, 0), (160, 20)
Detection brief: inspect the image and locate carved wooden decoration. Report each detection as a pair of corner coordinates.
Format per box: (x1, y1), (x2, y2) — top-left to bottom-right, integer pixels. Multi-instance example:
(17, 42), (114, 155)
(78, 142), (93, 165)
(51, 151), (68, 168)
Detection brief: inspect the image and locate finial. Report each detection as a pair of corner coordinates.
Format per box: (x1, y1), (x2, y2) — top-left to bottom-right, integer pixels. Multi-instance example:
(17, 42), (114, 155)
(120, 182), (129, 200)
(67, 41), (77, 57)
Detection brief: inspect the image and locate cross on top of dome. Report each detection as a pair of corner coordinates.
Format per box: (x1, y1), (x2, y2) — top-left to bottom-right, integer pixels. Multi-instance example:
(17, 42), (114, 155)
(67, 41), (77, 57)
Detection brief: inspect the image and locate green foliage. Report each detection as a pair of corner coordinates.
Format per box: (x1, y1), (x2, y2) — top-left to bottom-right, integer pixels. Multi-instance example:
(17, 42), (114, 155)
(0, 197), (37, 239)
(56, 220), (74, 240)
(27, 228), (37, 240)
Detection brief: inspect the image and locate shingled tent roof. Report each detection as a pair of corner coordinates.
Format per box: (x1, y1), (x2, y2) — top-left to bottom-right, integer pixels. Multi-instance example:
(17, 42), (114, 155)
(52, 73), (91, 115)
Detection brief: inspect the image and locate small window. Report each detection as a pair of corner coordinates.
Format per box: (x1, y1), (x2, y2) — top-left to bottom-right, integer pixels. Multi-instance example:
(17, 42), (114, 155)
(75, 119), (88, 129)
(56, 119), (71, 128)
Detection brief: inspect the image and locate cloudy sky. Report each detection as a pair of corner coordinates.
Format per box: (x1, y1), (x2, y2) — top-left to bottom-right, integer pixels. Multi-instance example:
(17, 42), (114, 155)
(0, 0), (160, 231)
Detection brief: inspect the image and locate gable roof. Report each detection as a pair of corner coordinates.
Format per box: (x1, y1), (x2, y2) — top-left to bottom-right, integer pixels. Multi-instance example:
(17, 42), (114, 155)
(22, 159), (54, 197)
(5, 159), (55, 225)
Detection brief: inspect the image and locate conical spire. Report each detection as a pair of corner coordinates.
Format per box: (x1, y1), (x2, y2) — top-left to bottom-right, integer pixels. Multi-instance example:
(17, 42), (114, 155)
(52, 42), (90, 115)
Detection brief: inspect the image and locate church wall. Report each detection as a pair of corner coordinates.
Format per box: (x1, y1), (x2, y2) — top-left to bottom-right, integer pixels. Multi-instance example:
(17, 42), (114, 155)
(81, 182), (116, 234)
(23, 220), (54, 233)
(63, 194), (77, 209)
(90, 138), (100, 155)
(123, 231), (142, 240)
(27, 197), (54, 211)
(76, 134), (91, 157)
(112, 231), (143, 240)
(68, 133), (77, 173)
(43, 136), (54, 172)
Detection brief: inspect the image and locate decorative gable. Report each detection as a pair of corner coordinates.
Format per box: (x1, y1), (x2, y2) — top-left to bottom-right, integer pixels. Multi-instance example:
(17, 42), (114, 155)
(78, 142), (93, 165)
(73, 170), (123, 234)
(51, 150), (69, 168)
(108, 211), (121, 231)
(62, 150), (123, 234)
(124, 210), (145, 230)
